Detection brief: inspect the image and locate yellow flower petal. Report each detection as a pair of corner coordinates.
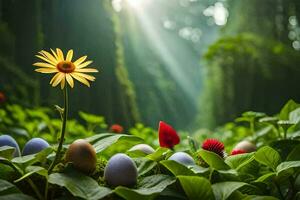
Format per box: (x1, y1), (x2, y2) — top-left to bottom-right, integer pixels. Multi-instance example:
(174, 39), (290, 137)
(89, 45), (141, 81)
(66, 49), (73, 62)
(35, 68), (57, 73)
(77, 60), (93, 69)
(34, 49), (98, 89)
(33, 62), (56, 68)
(66, 74), (74, 88)
(40, 50), (59, 64)
(60, 77), (65, 89)
(56, 48), (64, 61)
(50, 73), (61, 85)
(72, 72), (95, 81)
(51, 48), (59, 60)
(75, 68), (98, 73)
(71, 73), (90, 87)
(35, 55), (56, 66)
(73, 56), (87, 66)
(52, 73), (65, 87)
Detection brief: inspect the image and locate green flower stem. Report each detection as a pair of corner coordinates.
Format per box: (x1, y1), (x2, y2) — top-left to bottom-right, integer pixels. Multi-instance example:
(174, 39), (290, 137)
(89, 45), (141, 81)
(275, 182), (284, 200)
(28, 178), (44, 200)
(250, 119), (255, 140)
(283, 128), (287, 139)
(44, 181), (49, 200)
(48, 86), (68, 173)
(209, 168), (214, 182)
(2, 162), (43, 200)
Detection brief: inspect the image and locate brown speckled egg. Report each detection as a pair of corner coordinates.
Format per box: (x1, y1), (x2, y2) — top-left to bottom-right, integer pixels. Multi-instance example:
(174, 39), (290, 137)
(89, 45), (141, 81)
(234, 141), (257, 153)
(65, 139), (97, 173)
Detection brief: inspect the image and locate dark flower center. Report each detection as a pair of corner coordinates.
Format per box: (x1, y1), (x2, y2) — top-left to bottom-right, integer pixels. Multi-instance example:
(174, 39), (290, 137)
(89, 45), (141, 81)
(57, 61), (75, 73)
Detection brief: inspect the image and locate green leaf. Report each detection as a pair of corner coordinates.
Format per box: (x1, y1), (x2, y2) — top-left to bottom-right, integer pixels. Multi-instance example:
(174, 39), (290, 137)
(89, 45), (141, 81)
(270, 140), (300, 160)
(0, 147), (15, 160)
(225, 191), (246, 200)
(198, 150), (230, 170)
(85, 133), (112, 143)
(242, 195), (279, 200)
(187, 136), (199, 153)
(216, 169), (239, 182)
(0, 179), (20, 195)
(11, 147), (53, 170)
(259, 116), (279, 124)
(127, 150), (148, 158)
(289, 108), (300, 124)
(146, 148), (172, 162)
(279, 100), (300, 120)
(160, 160), (195, 176)
(236, 112), (265, 122)
(14, 166), (48, 183)
(276, 161), (300, 175)
(178, 176), (214, 200)
(212, 181), (247, 200)
(225, 153), (254, 169)
(189, 165), (210, 175)
(255, 146), (281, 171)
(87, 133), (143, 153)
(286, 144), (300, 161)
(48, 172), (112, 200)
(115, 175), (176, 200)
(235, 158), (260, 182)
(134, 157), (157, 177)
(254, 126), (273, 138)
(34, 147), (53, 163)
(0, 194), (36, 200)
(158, 187), (187, 199)
(11, 155), (36, 169)
(242, 111), (266, 119)
(79, 111), (106, 125)
(0, 157), (21, 174)
(254, 172), (276, 183)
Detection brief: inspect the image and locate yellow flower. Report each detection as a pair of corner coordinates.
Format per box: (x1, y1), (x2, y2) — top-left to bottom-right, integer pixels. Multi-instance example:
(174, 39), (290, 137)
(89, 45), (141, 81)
(33, 48), (98, 89)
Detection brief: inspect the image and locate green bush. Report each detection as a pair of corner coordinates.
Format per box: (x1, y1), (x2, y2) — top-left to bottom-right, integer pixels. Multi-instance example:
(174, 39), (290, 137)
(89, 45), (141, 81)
(0, 100), (300, 199)
(200, 33), (300, 128)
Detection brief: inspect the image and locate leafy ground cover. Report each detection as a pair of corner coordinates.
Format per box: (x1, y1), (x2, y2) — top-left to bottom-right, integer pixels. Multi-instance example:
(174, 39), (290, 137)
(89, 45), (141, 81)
(1, 49), (300, 200)
(0, 99), (300, 200)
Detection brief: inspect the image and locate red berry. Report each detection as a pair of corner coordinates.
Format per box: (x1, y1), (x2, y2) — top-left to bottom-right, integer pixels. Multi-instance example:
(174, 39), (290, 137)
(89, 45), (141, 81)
(110, 124), (124, 133)
(0, 92), (6, 104)
(158, 121), (180, 149)
(202, 138), (224, 157)
(231, 149), (247, 155)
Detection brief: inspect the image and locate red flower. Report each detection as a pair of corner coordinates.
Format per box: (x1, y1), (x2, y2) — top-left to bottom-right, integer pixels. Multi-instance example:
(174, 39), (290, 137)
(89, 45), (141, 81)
(0, 92), (6, 104)
(231, 149), (246, 156)
(158, 121), (180, 149)
(110, 124), (124, 133)
(202, 138), (224, 158)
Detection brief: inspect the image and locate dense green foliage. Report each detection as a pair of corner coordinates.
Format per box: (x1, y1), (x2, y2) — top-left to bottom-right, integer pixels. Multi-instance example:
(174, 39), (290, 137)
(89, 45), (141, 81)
(0, 0), (140, 128)
(200, 34), (300, 127)
(1, 0), (300, 198)
(200, 0), (300, 127)
(119, 0), (219, 128)
(0, 100), (300, 199)
(0, 0), (219, 129)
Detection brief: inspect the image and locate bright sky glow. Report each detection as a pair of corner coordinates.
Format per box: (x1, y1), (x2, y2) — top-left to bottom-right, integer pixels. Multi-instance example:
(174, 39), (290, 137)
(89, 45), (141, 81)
(126, 0), (145, 9)
(128, 5), (199, 106)
(203, 2), (228, 26)
(112, 0), (122, 12)
(112, 0), (150, 12)
(111, 0), (222, 107)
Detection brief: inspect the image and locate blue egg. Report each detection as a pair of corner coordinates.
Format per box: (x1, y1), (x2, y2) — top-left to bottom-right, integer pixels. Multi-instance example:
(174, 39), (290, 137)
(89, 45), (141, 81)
(129, 144), (155, 154)
(22, 138), (50, 156)
(104, 153), (137, 187)
(168, 152), (195, 166)
(0, 135), (20, 157)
